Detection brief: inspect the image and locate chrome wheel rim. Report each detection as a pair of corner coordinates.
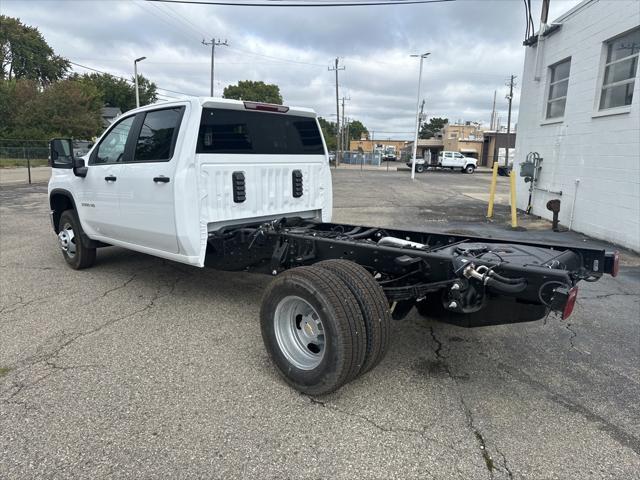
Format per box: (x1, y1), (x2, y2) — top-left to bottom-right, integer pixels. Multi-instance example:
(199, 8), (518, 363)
(274, 296), (325, 370)
(58, 222), (77, 258)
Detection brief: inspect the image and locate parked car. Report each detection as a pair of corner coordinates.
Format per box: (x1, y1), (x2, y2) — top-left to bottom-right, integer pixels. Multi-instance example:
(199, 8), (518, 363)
(438, 151), (477, 173)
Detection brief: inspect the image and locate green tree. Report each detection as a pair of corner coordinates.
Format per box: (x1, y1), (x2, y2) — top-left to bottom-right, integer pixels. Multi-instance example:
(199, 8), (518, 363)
(0, 78), (102, 139)
(419, 117), (448, 139)
(317, 117), (337, 151)
(71, 72), (157, 112)
(223, 80), (283, 104)
(347, 119), (368, 141)
(0, 15), (69, 86)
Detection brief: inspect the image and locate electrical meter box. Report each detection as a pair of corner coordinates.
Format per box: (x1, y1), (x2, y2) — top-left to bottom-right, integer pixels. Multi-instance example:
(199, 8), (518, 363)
(520, 161), (536, 178)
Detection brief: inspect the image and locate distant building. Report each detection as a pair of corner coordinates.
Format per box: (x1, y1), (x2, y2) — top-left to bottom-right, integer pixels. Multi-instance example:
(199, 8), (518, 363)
(481, 131), (516, 167)
(515, 0), (639, 250)
(443, 123), (485, 160)
(101, 107), (122, 127)
(349, 138), (409, 154)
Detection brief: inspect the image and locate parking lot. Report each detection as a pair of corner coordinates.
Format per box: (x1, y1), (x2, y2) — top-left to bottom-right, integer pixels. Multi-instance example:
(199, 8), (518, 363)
(1, 169), (639, 479)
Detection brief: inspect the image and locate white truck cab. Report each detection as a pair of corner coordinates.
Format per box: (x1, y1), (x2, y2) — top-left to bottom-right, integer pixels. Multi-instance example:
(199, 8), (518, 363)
(438, 151), (477, 173)
(48, 97), (332, 268)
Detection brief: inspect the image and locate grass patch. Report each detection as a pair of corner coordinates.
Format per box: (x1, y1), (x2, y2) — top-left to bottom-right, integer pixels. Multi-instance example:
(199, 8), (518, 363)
(0, 366), (11, 377)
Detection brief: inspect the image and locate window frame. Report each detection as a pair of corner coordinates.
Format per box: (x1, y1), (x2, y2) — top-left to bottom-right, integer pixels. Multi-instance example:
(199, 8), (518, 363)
(89, 114), (137, 166)
(126, 106), (186, 164)
(597, 27), (640, 112)
(545, 57), (572, 120)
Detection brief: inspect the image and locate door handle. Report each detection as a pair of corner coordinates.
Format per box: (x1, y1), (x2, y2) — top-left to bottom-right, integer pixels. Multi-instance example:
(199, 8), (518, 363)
(153, 176), (170, 183)
(104, 175), (117, 182)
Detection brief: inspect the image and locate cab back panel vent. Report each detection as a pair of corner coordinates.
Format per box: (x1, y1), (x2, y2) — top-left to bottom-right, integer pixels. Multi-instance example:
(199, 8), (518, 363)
(292, 170), (303, 198)
(232, 171), (246, 203)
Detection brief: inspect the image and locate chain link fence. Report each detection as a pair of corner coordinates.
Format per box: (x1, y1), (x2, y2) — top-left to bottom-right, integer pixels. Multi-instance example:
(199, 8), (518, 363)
(0, 139), (50, 185)
(340, 151), (383, 167)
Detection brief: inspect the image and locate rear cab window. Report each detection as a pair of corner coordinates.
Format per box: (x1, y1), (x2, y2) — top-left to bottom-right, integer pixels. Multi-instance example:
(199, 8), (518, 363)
(196, 108), (325, 155)
(132, 107), (184, 162)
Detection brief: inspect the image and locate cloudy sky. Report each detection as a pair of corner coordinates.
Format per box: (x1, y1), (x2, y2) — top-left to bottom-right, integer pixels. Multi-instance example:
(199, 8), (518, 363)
(3, 0), (582, 139)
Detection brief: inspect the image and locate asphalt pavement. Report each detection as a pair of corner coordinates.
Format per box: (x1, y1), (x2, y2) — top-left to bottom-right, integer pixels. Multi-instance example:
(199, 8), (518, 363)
(1, 170), (639, 479)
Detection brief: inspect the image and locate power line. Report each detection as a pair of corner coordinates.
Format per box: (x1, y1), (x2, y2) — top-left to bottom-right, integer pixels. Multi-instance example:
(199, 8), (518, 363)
(146, 0), (455, 7)
(68, 60), (198, 97)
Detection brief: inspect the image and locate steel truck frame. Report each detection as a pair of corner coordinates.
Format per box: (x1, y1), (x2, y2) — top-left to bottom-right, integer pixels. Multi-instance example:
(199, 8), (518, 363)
(206, 218), (619, 328)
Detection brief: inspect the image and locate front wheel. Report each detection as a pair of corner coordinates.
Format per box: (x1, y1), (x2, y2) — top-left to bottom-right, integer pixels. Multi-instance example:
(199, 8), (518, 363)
(58, 210), (96, 269)
(465, 165), (475, 174)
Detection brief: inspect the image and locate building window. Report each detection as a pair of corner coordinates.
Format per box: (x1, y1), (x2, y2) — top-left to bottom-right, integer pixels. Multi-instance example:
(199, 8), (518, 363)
(599, 27), (640, 110)
(546, 58), (571, 119)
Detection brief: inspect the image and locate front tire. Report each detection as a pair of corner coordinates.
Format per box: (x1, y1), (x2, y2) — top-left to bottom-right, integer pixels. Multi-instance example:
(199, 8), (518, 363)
(261, 266), (367, 395)
(58, 210), (96, 269)
(465, 165), (475, 174)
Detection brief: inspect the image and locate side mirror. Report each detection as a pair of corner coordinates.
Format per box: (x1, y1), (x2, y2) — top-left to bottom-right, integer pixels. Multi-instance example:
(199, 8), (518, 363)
(49, 138), (74, 168)
(73, 157), (88, 178)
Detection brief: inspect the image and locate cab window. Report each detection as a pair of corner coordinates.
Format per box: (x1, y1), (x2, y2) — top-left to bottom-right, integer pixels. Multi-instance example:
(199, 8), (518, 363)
(132, 108), (184, 162)
(93, 116), (135, 165)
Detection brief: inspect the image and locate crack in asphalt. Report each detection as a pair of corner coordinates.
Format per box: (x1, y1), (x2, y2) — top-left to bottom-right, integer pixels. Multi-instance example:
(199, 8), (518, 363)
(487, 357), (640, 457)
(1, 274), (181, 405)
(429, 326), (511, 480)
(580, 292), (638, 300)
(304, 394), (457, 460)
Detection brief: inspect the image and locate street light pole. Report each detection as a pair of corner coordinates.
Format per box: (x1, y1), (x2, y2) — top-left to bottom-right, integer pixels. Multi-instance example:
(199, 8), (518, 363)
(134, 56), (146, 108)
(410, 52), (430, 180)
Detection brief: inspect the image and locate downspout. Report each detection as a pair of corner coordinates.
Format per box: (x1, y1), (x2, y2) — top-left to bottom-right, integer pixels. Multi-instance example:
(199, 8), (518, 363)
(533, 0), (550, 82)
(569, 179), (580, 231)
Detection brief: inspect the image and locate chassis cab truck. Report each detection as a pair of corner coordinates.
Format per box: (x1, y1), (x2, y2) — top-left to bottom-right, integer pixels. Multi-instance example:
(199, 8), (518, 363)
(48, 97), (619, 395)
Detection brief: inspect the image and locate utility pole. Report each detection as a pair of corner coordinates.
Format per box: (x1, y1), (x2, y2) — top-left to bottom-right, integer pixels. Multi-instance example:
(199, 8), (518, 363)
(410, 52), (430, 180)
(341, 96), (350, 154)
(329, 58), (345, 164)
(490, 90), (497, 130)
(202, 38), (228, 97)
(505, 75), (516, 166)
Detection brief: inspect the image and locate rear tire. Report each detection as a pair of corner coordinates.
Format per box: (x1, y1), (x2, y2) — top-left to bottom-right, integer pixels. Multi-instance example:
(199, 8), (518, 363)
(416, 164), (425, 173)
(316, 260), (391, 375)
(260, 266), (367, 395)
(58, 210), (96, 270)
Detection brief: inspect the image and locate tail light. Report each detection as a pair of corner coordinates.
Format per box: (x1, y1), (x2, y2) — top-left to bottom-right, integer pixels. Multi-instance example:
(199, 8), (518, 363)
(243, 101), (289, 113)
(562, 286), (579, 320)
(611, 251), (620, 277)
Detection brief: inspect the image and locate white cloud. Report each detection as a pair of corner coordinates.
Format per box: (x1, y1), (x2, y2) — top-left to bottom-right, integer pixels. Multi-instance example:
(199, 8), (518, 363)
(3, 0), (582, 138)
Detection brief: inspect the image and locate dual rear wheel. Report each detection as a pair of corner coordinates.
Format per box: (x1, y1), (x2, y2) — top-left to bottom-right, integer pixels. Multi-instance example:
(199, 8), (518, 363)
(260, 260), (391, 395)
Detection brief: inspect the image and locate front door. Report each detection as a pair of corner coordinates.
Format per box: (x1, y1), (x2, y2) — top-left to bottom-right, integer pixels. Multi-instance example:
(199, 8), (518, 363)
(116, 107), (184, 254)
(78, 115), (135, 239)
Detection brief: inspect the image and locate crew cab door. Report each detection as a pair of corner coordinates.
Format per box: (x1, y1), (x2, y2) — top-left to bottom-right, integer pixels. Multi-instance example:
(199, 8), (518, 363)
(79, 115), (135, 238)
(115, 107), (185, 254)
(453, 152), (466, 167)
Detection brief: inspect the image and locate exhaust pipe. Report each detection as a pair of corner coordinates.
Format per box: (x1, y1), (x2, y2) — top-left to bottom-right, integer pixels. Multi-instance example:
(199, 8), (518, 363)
(377, 236), (427, 249)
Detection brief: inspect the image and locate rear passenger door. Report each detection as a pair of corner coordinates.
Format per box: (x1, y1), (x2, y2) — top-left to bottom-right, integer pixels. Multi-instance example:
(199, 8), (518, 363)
(116, 106), (185, 253)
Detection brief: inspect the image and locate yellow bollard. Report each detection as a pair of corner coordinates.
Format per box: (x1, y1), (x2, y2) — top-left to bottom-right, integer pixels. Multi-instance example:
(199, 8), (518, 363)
(486, 161), (499, 218)
(510, 169), (518, 228)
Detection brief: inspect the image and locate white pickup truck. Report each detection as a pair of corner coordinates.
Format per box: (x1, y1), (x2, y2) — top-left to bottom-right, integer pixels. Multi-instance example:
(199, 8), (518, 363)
(48, 97), (618, 395)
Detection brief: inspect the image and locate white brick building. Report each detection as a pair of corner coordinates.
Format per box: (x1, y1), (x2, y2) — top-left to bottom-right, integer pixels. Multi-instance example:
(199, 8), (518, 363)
(515, 0), (639, 251)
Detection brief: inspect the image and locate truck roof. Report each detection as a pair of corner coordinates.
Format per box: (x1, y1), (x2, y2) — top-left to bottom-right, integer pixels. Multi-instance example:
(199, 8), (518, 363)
(138, 96), (318, 118)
